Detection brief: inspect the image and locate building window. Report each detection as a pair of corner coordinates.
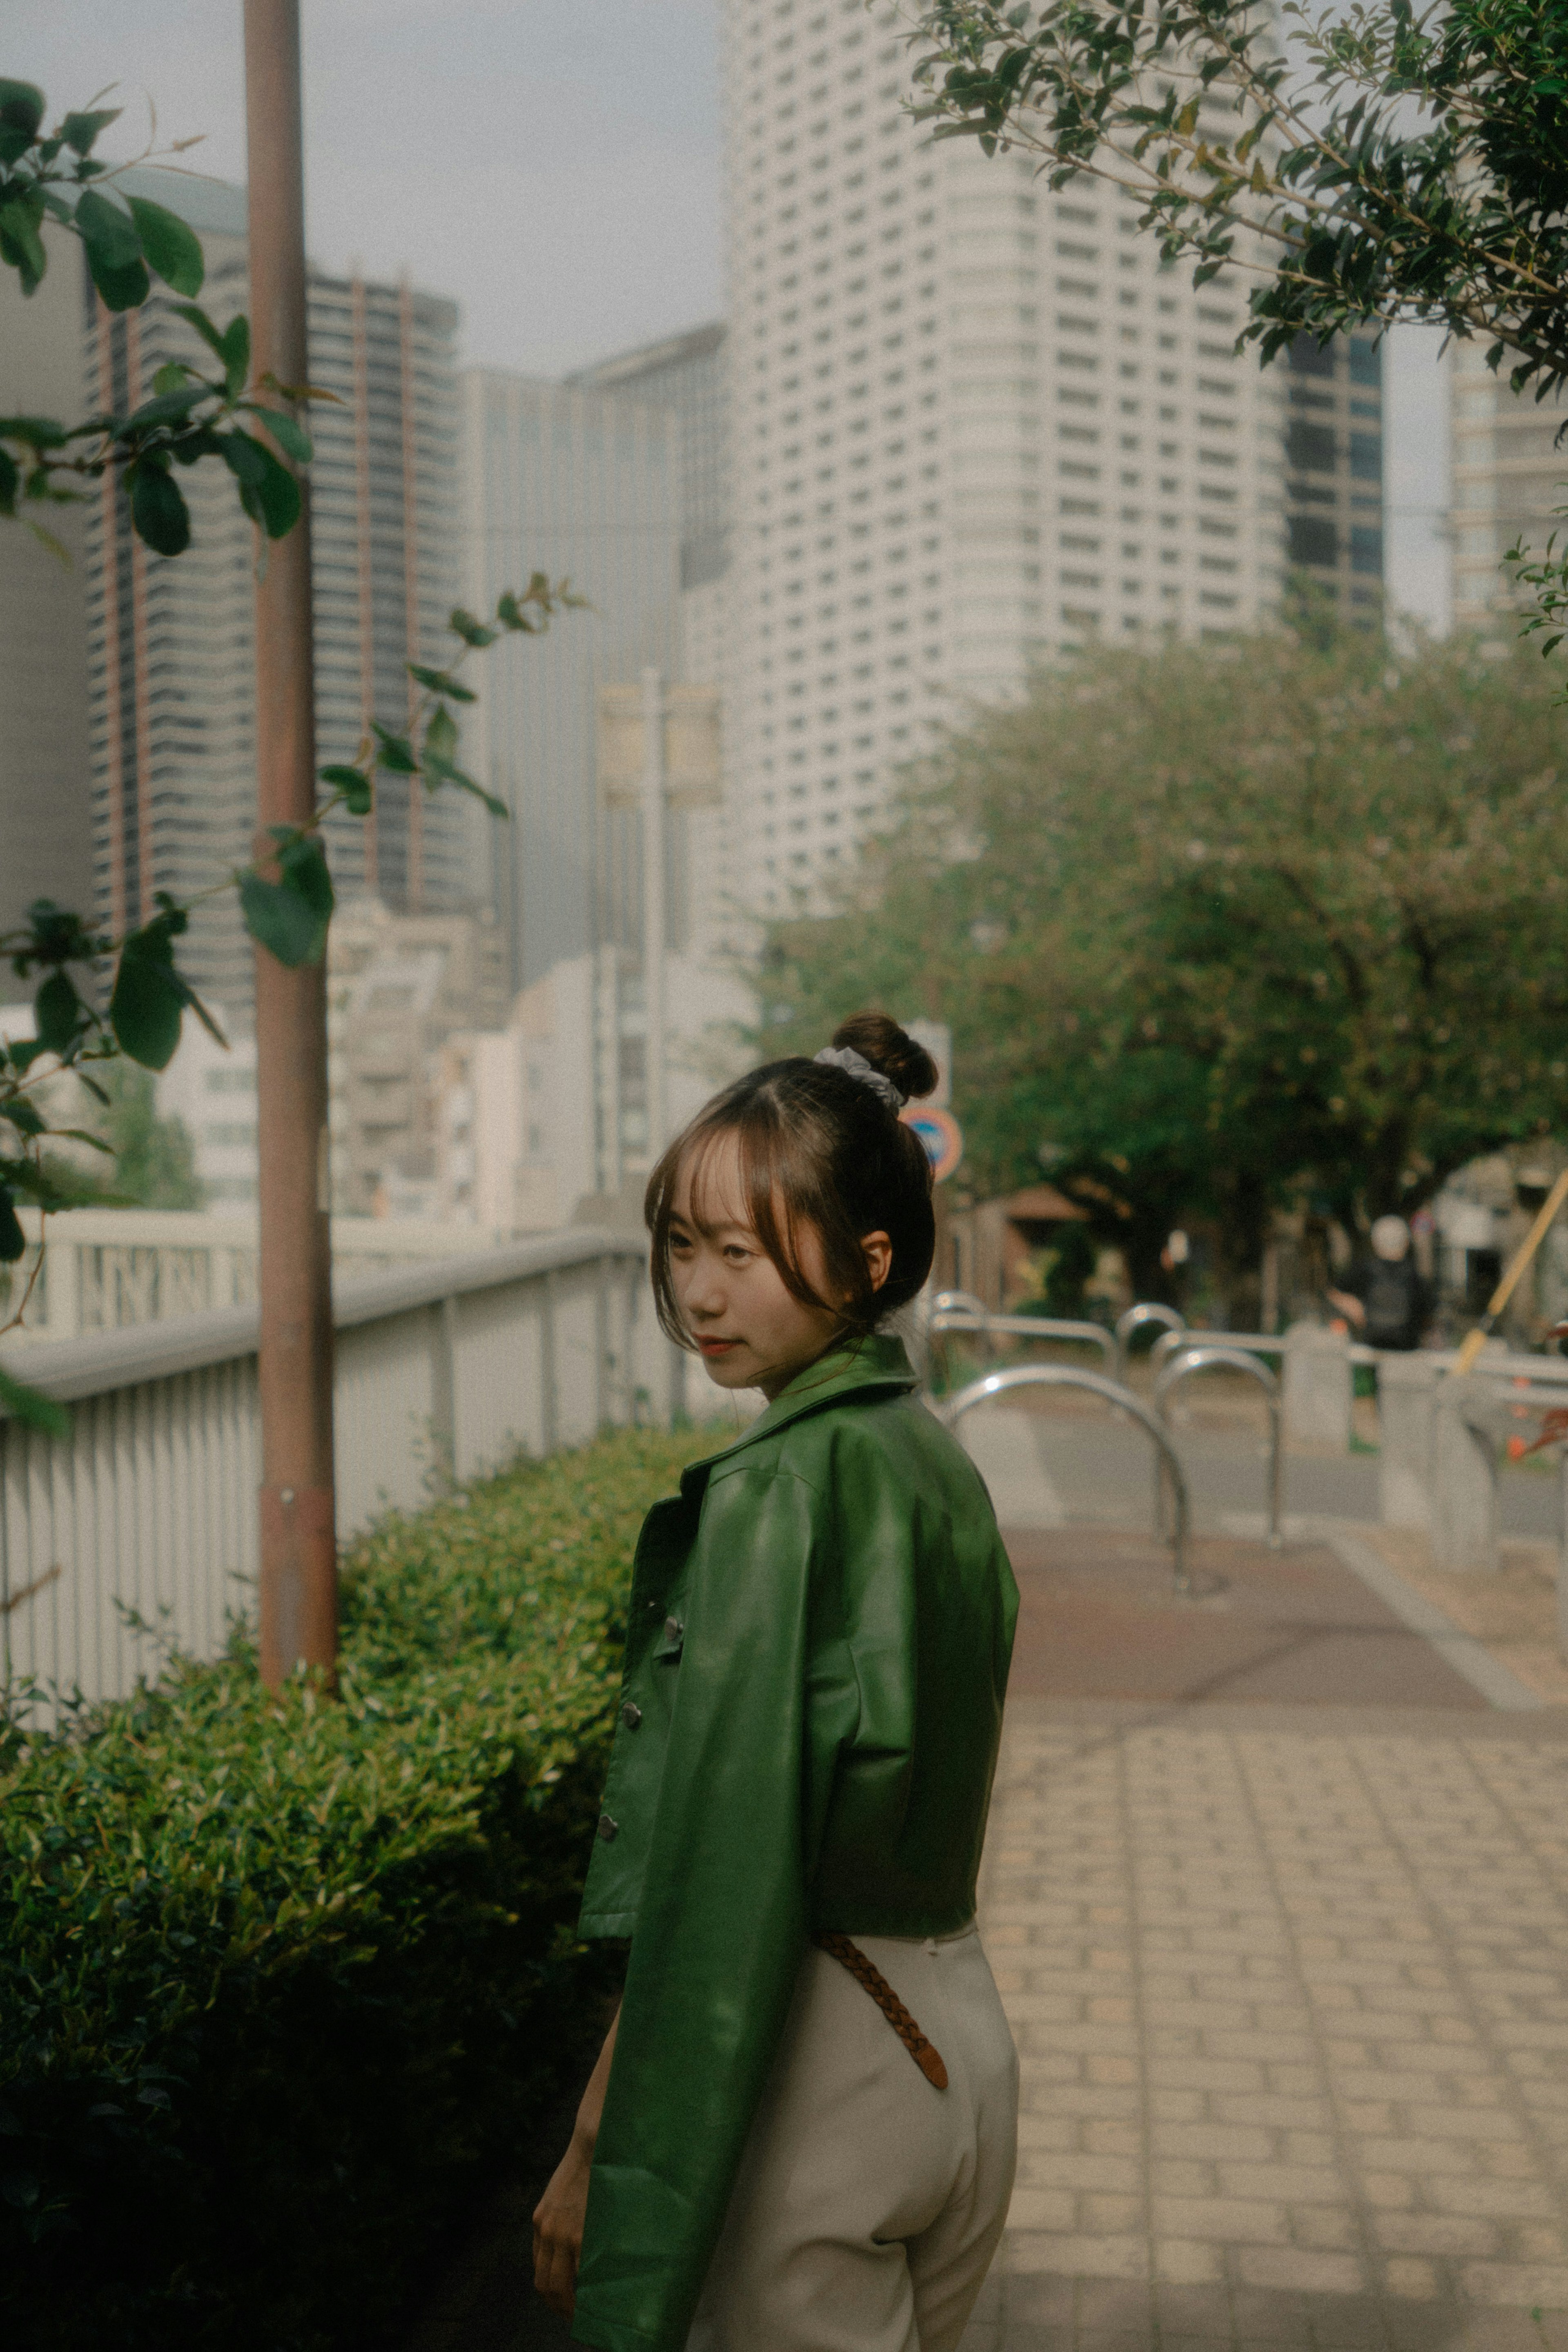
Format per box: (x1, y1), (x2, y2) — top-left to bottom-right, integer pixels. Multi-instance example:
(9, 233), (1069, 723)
(1351, 524), (1383, 575)
(1290, 513), (1337, 566)
(1287, 419), (1336, 472)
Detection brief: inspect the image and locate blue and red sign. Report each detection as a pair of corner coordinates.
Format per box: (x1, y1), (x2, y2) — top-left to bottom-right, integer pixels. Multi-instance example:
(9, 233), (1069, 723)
(900, 1105), (963, 1183)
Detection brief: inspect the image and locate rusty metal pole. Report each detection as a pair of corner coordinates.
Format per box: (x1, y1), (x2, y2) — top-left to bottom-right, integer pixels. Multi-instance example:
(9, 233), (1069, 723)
(245, 0), (337, 1689)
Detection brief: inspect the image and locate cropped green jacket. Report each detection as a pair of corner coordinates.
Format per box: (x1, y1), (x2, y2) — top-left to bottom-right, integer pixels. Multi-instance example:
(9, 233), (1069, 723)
(571, 1332), (1018, 2352)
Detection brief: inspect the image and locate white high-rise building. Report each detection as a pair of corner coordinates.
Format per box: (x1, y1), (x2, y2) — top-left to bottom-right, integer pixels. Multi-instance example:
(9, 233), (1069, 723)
(1450, 345), (1567, 633)
(719, 0), (1287, 910)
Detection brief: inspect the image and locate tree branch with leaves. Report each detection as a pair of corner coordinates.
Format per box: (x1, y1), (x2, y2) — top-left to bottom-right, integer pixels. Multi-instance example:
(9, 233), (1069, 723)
(0, 80), (583, 1428)
(895, 0), (1568, 670)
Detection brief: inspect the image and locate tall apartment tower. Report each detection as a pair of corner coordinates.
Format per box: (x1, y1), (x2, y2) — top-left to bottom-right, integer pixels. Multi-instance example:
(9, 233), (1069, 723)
(84, 170), (469, 1023)
(1283, 330), (1384, 623)
(718, 0), (1287, 910)
(459, 371), (682, 995)
(1451, 346), (1567, 631)
(568, 321), (731, 690)
(0, 225), (95, 956)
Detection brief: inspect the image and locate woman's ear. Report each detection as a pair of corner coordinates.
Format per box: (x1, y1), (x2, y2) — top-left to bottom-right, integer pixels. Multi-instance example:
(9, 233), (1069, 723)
(861, 1229), (893, 1294)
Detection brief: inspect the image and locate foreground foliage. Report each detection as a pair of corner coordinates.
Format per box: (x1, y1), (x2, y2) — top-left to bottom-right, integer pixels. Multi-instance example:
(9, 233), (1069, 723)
(0, 82), (581, 1434)
(0, 1423), (706, 2352)
(905, 0), (1568, 398)
(759, 622), (1568, 1298)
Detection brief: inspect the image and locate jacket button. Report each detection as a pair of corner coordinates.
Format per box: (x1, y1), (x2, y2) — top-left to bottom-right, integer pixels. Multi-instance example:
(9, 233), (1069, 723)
(664, 1615), (684, 1641)
(597, 1813), (619, 1842)
(621, 1702), (642, 1730)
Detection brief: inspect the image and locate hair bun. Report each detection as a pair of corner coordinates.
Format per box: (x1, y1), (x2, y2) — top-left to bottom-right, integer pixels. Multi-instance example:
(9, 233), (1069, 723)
(831, 1011), (939, 1104)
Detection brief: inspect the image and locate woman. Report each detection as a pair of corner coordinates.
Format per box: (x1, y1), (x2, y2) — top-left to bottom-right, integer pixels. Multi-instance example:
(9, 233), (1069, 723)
(533, 1013), (1020, 2352)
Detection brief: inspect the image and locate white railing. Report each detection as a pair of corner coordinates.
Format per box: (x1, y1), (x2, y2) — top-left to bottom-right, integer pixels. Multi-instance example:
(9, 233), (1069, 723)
(5, 1206), (514, 1342)
(0, 1229), (668, 1712)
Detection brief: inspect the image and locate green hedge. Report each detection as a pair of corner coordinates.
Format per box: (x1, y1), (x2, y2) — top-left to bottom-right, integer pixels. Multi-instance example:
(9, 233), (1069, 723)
(1, 1425), (706, 2352)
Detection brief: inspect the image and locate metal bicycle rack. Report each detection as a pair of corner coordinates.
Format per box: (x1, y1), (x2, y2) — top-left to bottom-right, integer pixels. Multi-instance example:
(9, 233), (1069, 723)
(1114, 1300), (1187, 1386)
(929, 1307), (1116, 1372)
(931, 1290), (989, 1322)
(1149, 1325), (1285, 1380)
(1154, 1342), (1283, 1549)
(940, 1363), (1192, 1593)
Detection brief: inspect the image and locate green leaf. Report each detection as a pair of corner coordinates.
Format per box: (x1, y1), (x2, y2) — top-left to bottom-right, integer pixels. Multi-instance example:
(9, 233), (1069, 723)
(0, 1363), (71, 1440)
(220, 314), (250, 399)
(90, 254), (151, 312)
(60, 107), (122, 158)
(170, 301), (229, 363)
(239, 832), (334, 967)
(151, 360), (189, 396)
(0, 79), (45, 167)
(129, 460), (191, 557)
(1, 1099), (44, 1137)
(495, 589), (539, 633)
(424, 705), (459, 765)
(0, 1185), (25, 1262)
(247, 405), (313, 464)
(0, 414), (72, 450)
(408, 662), (476, 702)
(371, 722), (418, 775)
(0, 446), (17, 518)
(423, 749), (508, 820)
(110, 912), (195, 1070)
(75, 192), (142, 269)
(448, 606), (498, 648)
(74, 187), (150, 313)
(126, 196), (204, 298)
(33, 970), (79, 1053)
(219, 430), (299, 538)
(124, 384), (210, 433)
(0, 198), (47, 296)
(319, 764), (373, 816)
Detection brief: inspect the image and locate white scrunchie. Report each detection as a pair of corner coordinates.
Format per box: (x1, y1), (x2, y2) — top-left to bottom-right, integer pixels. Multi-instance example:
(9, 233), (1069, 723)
(813, 1044), (906, 1110)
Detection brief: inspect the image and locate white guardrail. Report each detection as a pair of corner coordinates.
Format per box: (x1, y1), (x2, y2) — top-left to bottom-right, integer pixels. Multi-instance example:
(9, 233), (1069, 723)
(0, 1229), (669, 1711)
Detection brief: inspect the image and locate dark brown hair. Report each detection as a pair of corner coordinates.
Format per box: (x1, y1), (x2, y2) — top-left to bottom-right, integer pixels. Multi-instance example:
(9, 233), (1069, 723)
(644, 1012), (940, 1349)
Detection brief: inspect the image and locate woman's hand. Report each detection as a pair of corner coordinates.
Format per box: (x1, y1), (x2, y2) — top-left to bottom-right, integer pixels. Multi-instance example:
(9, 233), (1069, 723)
(532, 2001), (621, 2319)
(533, 2130), (594, 2318)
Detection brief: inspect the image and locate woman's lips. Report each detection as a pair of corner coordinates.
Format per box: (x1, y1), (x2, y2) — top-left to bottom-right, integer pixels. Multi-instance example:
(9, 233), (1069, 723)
(697, 1337), (740, 1355)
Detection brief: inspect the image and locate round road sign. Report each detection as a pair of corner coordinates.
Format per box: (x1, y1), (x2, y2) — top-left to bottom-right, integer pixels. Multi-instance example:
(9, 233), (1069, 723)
(901, 1105), (963, 1183)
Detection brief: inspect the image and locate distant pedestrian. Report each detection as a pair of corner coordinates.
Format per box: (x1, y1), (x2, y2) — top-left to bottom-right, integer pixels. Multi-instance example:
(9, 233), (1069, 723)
(1327, 1214), (1432, 1351)
(532, 1012), (1020, 2352)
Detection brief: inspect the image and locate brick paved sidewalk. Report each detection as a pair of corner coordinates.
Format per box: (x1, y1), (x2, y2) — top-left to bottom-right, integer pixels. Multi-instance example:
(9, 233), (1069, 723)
(962, 1699), (1568, 2352)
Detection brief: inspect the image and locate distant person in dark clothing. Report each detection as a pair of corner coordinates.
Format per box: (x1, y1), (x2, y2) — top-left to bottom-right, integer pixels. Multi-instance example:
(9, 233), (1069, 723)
(1327, 1215), (1432, 1351)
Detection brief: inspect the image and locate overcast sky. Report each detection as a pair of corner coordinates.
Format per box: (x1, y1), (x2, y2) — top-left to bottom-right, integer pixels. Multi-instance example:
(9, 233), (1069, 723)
(10, 2), (1450, 628)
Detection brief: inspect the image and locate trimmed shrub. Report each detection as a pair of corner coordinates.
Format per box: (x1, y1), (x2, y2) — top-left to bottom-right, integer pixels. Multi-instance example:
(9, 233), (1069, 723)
(1, 1425), (708, 2352)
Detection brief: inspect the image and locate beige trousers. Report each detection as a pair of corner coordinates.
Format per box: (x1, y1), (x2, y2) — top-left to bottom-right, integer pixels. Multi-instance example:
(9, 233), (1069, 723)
(687, 1927), (1018, 2352)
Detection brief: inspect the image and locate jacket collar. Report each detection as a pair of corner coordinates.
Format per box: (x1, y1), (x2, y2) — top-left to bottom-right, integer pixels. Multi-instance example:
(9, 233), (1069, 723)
(680, 1331), (918, 1486)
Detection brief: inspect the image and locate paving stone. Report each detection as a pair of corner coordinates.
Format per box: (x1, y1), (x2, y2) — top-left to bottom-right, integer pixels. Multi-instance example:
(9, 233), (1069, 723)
(976, 1699), (1568, 2349)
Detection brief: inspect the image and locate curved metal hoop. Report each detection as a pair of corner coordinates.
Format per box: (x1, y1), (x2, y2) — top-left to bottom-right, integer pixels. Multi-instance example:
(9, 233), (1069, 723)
(930, 1308), (1116, 1372)
(1114, 1301), (1187, 1385)
(1154, 1343), (1283, 1549)
(940, 1363), (1191, 1592)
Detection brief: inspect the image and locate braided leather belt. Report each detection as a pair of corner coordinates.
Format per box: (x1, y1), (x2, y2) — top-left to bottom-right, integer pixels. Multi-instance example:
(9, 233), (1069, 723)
(814, 1931), (949, 2089)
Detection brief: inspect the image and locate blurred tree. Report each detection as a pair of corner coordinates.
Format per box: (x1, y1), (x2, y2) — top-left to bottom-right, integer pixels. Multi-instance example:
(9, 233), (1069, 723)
(757, 621), (1568, 1309)
(95, 1062), (203, 1210)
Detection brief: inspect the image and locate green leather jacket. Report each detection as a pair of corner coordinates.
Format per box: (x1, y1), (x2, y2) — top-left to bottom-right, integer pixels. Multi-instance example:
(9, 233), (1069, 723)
(571, 1333), (1018, 2352)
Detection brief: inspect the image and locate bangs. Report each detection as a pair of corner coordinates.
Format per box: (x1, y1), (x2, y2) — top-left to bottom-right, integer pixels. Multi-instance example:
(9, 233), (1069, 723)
(649, 1102), (835, 1347)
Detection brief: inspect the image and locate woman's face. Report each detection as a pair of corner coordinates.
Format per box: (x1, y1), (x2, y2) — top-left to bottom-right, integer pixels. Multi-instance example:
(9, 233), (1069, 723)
(667, 1130), (891, 1401)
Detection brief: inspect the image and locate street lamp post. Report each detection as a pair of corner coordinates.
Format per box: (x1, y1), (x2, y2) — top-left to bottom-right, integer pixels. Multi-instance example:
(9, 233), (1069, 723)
(640, 666), (668, 1162)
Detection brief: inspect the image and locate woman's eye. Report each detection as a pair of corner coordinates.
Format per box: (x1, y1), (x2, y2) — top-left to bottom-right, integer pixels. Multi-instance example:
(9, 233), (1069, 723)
(724, 1246), (753, 1266)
